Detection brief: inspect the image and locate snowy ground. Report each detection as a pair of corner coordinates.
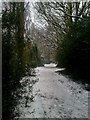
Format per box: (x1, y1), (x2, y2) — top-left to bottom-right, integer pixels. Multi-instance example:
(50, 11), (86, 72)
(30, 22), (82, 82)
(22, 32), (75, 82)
(15, 64), (88, 118)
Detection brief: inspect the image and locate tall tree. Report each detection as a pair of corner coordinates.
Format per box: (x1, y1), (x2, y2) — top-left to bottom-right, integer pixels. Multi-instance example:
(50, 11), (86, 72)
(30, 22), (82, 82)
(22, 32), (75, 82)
(2, 2), (32, 119)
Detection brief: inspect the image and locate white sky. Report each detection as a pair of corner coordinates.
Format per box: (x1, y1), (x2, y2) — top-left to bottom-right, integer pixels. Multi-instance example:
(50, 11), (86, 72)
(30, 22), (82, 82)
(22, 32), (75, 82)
(30, 2), (47, 28)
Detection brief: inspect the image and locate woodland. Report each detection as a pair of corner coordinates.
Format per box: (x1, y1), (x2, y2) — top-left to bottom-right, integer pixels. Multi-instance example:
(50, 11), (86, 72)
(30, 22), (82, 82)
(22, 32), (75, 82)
(2, 1), (90, 119)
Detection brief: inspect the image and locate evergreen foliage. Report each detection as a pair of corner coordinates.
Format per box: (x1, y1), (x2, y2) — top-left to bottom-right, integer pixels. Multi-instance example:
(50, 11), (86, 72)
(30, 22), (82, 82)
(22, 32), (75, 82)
(2, 2), (40, 119)
(56, 17), (90, 83)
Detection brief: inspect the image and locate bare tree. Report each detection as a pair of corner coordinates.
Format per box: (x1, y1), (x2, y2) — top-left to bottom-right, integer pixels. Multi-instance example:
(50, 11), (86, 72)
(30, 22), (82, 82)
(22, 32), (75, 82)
(34, 1), (90, 32)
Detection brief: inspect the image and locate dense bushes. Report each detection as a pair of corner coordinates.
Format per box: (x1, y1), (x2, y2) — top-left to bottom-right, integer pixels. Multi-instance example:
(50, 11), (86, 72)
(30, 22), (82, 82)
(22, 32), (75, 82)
(2, 3), (40, 119)
(56, 18), (90, 83)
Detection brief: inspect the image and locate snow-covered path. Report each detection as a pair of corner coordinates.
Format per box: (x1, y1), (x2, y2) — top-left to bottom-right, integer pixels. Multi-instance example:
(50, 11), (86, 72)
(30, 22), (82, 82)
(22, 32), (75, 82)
(17, 65), (88, 118)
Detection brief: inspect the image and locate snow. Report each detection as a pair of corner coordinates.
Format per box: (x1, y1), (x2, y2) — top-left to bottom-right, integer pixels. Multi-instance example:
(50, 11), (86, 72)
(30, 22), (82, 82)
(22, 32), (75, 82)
(15, 65), (88, 118)
(44, 63), (57, 67)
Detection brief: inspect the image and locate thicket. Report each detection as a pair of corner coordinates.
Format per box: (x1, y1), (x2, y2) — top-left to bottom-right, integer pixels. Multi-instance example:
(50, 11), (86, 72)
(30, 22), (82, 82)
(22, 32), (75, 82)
(2, 2), (40, 119)
(56, 17), (90, 83)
